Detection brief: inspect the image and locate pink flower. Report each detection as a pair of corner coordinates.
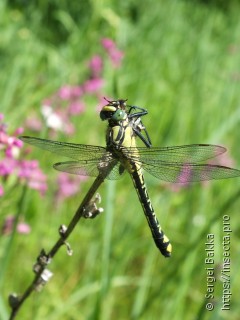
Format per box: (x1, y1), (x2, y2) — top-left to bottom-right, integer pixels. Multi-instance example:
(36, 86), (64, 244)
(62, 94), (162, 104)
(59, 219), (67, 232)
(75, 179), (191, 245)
(55, 173), (87, 202)
(0, 115), (47, 197)
(18, 160), (38, 177)
(17, 222), (31, 234)
(14, 127), (24, 136)
(13, 137), (23, 148)
(0, 117), (23, 161)
(58, 85), (73, 100)
(71, 86), (83, 98)
(109, 49), (124, 67)
(58, 85), (83, 100)
(21, 38), (124, 139)
(18, 160), (48, 196)
(68, 101), (85, 115)
(84, 78), (104, 93)
(1, 215), (31, 235)
(89, 55), (103, 77)
(208, 151), (235, 167)
(101, 38), (124, 67)
(25, 116), (43, 132)
(101, 38), (116, 50)
(62, 121), (75, 135)
(0, 158), (17, 176)
(0, 131), (8, 144)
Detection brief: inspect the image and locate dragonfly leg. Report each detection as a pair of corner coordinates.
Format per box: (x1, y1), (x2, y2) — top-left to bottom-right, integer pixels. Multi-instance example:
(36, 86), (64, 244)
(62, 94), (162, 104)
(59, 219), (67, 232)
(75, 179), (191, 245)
(132, 126), (152, 148)
(128, 106), (148, 118)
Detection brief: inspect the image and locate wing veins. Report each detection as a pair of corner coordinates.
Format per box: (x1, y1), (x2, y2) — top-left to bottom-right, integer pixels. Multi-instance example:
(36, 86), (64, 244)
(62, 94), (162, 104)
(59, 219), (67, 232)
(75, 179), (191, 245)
(121, 144), (226, 164)
(141, 162), (240, 183)
(20, 136), (107, 160)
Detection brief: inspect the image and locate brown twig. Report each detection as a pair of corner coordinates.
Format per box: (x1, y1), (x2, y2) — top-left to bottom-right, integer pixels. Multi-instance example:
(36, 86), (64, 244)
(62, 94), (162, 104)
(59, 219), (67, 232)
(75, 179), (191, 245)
(8, 175), (104, 320)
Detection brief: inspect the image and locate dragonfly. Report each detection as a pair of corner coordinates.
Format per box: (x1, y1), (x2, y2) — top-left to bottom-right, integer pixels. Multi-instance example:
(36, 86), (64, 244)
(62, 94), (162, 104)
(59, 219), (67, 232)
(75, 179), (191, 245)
(20, 99), (240, 257)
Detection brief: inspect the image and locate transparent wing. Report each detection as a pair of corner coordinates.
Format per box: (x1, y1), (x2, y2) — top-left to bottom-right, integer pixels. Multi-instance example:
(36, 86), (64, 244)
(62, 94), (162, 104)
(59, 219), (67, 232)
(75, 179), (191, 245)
(140, 161), (240, 183)
(21, 136), (238, 182)
(53, 159), (125, 180)
(20, 135), (124, 179)
(123, 144), (226, 164)
(20, 136), (107, 161)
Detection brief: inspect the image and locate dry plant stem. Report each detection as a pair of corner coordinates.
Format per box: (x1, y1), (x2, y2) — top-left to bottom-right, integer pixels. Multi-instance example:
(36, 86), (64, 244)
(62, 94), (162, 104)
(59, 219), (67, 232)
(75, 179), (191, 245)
(49, 175), (104, 257)
(9, 175), (104, 320)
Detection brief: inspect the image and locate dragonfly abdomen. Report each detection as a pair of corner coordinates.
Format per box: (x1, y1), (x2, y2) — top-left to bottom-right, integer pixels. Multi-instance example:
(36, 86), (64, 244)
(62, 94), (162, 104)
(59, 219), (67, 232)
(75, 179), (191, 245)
(130, 163), (172, 257)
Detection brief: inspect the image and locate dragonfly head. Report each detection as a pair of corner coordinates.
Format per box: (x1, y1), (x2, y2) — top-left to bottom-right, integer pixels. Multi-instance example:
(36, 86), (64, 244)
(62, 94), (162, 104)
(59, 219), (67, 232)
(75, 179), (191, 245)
(100, 99), (128, 122)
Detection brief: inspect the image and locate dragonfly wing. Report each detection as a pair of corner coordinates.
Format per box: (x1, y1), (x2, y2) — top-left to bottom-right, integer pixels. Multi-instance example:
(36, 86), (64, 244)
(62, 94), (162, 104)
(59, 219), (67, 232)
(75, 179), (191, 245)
(20, 136), (106, 161)
(20, 136), (125, 179)
(125, 144), (227, 164)
(141, 162), (240, 183)
(53, 159), (125, 180)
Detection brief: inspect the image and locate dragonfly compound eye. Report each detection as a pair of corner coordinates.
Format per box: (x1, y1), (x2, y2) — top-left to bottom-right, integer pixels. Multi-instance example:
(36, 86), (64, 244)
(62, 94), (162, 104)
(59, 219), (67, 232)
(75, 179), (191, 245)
(100, 106), (116, 120)
(112, 109), (127, 121)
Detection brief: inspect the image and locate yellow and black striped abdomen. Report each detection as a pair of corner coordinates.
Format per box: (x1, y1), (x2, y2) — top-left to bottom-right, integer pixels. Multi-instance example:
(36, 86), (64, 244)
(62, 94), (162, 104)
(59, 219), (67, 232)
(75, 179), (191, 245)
(130, 163), (172, 257)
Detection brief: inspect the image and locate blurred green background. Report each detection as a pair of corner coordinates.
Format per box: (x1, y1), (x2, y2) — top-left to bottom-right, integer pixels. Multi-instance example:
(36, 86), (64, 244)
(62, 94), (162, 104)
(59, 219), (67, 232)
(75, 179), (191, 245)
(1, 0), (240, 319)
